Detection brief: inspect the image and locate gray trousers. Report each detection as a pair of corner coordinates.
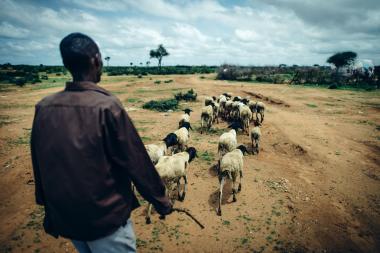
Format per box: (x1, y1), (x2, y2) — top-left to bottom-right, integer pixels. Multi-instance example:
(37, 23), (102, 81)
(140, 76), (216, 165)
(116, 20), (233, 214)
(71, 219), (136, 253)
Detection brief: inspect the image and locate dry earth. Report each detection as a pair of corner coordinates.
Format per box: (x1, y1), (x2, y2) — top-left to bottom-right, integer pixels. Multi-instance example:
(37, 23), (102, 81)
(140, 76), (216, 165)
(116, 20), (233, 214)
(0, 74), (379, 253)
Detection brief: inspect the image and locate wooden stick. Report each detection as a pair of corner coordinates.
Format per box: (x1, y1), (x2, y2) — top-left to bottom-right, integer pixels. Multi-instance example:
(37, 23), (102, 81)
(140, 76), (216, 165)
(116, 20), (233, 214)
(172, 208), (205, 229)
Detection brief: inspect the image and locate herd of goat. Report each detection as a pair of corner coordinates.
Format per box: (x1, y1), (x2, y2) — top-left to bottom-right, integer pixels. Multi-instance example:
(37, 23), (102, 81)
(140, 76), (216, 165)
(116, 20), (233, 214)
(144, 93), (266, 222)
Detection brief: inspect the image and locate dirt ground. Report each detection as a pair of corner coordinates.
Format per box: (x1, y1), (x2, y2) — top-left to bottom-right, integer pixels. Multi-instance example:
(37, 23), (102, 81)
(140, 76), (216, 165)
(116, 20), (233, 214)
(0, 74), (379, 253)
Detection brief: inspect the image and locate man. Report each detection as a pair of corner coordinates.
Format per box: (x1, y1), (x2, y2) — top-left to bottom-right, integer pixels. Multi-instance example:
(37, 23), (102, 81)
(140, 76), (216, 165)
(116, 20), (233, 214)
(31, 33), (172, 253)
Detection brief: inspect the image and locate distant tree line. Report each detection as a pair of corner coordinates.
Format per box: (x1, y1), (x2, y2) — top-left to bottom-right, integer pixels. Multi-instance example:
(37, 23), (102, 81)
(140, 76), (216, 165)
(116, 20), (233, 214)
(105, 65), (217, 76)
(0, 64), (67, 87)
(216, 51), (379, 90)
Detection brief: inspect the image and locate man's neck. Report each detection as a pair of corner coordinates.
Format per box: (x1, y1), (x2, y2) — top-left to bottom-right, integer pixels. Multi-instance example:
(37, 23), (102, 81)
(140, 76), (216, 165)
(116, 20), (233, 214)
(72, 73), (97, 83)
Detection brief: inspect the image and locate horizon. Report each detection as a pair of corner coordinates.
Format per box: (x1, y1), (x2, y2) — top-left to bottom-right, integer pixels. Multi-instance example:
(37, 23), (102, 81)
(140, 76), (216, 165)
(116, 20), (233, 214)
(0, 0), (379, 66)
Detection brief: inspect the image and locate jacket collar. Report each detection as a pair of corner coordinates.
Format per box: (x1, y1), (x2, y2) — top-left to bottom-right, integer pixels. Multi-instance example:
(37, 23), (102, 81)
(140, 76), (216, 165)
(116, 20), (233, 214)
(65, 81), (111, 96)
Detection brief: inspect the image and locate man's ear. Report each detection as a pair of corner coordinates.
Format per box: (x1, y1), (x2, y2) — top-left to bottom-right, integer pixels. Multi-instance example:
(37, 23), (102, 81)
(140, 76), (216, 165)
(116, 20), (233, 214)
(94, 53), (103, 70)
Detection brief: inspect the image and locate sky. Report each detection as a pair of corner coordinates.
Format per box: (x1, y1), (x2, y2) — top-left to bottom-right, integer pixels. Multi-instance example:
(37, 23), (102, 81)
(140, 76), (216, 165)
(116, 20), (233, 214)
(0, 0), (379, 66)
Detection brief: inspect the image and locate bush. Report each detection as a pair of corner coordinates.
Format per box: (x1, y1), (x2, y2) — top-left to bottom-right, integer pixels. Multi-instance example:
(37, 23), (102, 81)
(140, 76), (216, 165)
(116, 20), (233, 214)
(216, 64), (253, 81)
(143, 98), (178, 111)
(154, 80), (161, 84)
(164, 79), (173, 83)
(174, 89), (197, 101)
(15, 78), (26, 87)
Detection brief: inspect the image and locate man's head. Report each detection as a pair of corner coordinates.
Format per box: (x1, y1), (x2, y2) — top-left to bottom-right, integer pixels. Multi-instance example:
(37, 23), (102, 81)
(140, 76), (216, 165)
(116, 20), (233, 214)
(60, 33), (103, 83)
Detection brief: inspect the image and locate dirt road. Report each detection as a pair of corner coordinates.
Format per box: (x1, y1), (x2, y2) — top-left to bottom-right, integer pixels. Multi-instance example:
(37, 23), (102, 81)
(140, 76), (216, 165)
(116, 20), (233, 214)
(0, 74), (379, 252)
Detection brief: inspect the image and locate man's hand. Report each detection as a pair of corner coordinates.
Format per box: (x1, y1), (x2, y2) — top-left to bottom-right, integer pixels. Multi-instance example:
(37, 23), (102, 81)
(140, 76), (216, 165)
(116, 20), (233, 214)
(157, 202), (173, 216)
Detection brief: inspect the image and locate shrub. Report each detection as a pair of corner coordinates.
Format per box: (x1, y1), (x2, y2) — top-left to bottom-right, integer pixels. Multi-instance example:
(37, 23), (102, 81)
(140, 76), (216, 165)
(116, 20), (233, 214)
(216, 64), (253, 81)
(154, 80), (161, 84)
(143, 98), (178, 111)
(164, 79), (173, 83)
(174, 89), (197, 101)
(15, 78), (26, 87)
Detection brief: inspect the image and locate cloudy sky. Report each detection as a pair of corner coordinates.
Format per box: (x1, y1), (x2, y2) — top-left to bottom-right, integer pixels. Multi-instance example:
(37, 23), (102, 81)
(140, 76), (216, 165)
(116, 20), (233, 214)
(0, 0), (379, 66)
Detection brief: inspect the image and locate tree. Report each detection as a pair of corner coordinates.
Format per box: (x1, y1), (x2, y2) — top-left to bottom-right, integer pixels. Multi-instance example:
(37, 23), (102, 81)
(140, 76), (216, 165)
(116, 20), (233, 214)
(104, 56), (110, 67)
(149, 44), (169, 70)
(327, 51), (357, 84)
(146, 61), (150, 67)
(327, 51), (357, 70)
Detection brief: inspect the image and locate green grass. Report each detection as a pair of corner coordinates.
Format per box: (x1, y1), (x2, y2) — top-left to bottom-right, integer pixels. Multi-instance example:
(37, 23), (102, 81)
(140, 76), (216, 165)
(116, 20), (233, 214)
(222, 220), (231, 226)
(0, 115), (19, 127)
(136, 88), (187, 94)
(199, 151), (215, 162)
(0, 103), (33, 109)
(305, 103), (317, 108)
(110, 90), (129, 95)
(31, 82), (65, 90)
(141, 136), (152, 142)
(7, 130), (31, 146)
(125, 97), (142, 103)
(136, 127), (148, 132)
(0, 84), (14, 92)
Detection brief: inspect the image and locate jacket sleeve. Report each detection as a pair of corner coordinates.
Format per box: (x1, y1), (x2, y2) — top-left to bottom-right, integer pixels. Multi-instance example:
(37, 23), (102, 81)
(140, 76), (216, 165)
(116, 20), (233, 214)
(31, 106), (45, 206)
(103, 105), (172, 215)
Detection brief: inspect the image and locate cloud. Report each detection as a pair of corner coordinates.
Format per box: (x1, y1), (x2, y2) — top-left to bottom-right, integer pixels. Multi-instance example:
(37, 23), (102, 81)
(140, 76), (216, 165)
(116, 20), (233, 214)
(0, 0), (379, 65)
(235, 29), (259, 42)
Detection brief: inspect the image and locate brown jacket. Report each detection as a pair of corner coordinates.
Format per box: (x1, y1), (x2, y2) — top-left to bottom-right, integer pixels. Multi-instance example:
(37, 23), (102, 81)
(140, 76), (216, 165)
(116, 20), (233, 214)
(31, 81), (171, 241)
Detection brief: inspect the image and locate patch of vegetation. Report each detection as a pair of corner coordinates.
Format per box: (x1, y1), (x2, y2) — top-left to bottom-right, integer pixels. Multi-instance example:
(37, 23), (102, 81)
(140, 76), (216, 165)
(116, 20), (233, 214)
(0, 115), (18, 127)
(137, 127), (148, 132)
(7, 129), (31, 146)
(222, 220), (231, 226)
(0, 103), (33, 109)
(142, 98), (179, 112)
(141, 136), (152, 142)
(110, 90), (129, 95)
(125, 97), (142, 103)
(31, 82), (65, 90)
(200, 151), (215, 162)
(305, 103), (318, 108)
(136, 238), (147, 248)
(164, 79), (173, 83)
(154, 80), (161, 84)
(207, 127), (225, 135)
(174, 89), (197, 101)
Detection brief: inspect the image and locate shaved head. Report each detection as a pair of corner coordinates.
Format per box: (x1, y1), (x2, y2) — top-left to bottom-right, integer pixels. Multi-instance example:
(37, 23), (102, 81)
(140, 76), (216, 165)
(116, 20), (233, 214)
(60, 33), (102, 81)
